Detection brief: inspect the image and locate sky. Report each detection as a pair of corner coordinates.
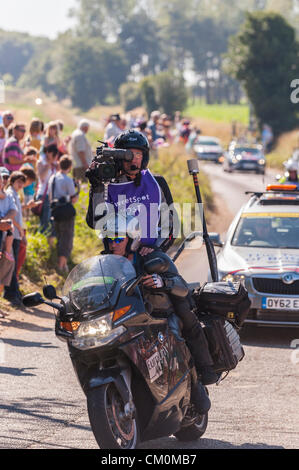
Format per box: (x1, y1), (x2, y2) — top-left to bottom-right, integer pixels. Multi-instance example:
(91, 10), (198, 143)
(0, 0), (76, 39)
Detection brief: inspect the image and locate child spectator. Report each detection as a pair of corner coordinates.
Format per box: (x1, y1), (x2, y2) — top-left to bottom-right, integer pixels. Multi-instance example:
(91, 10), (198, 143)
(25, 118), (42, 155)
(48, 155), (78, 273)
(44, 121), (60, 149)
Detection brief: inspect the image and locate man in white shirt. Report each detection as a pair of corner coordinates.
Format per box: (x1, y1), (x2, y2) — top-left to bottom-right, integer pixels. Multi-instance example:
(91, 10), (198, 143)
(71, 120), (93, 181)
(104, 114), (125, 144)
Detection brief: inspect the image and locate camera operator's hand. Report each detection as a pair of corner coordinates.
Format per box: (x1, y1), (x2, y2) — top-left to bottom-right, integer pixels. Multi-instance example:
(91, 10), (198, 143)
(85, 161), (102, 188)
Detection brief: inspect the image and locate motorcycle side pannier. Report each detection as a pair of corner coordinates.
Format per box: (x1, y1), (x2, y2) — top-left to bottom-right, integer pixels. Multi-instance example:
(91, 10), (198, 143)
(199, 314), (245, 374)
(193, 281), (251, 329)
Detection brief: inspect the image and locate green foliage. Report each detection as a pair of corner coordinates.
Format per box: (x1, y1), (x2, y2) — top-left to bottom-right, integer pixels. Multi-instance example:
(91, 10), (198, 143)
(225, 11), (299, 136)
(185, 101), (250, 125)
(140, 76), (158, 115)
(119, 82), (142, 112)
(140, 71), (188, 117)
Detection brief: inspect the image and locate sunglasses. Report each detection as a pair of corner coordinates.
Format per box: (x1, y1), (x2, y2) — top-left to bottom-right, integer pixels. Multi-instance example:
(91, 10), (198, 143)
(106, 237), (125, 244)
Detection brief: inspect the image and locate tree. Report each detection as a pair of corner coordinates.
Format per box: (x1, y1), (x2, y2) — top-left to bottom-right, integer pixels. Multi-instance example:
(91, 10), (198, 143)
(119, 82), (142, 111)
(140, 71), (188, 116)
(225, 12), (299, 136)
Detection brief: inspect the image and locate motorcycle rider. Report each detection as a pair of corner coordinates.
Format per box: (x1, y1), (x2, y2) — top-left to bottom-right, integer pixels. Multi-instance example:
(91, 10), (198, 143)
(86, 129), (218, 387)
(104, 228), (211, 413)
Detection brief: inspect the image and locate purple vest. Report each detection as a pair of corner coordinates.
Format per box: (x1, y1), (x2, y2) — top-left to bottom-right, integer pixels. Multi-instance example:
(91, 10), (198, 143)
(107, 170), (161, 245)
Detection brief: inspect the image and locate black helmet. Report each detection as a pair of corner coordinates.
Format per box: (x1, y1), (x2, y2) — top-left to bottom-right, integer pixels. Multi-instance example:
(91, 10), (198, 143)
(114, 129), (150, 169)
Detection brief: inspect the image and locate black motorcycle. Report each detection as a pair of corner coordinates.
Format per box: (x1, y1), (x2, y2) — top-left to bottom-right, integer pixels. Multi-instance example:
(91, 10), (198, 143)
(23, 160), (249, 449)
(23, 253), (216, 449)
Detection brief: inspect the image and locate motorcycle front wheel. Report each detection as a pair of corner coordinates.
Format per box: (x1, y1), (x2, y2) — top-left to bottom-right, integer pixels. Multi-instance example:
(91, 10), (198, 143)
(87, 383), (139, 449)
(174, 413), (208, 442)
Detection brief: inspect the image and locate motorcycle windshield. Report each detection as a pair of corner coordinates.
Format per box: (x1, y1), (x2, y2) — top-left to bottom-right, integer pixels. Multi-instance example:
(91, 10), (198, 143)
(62, 255), (136, 314)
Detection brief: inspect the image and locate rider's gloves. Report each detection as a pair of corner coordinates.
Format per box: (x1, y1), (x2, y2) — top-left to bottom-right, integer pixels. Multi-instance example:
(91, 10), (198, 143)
(152, 274), (164, 289)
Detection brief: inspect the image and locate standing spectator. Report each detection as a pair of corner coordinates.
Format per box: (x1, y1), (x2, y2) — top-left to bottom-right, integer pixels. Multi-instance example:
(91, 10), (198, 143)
(56, 120), (71, 157)
(179, 120), (191, 144)
(71, 120), (93, 181)
(261, 124), (274, 153)
(3, 123), (26, 172)
(25, 118), (43, 155)
(104, 114), (124, 143)
(0, 124), (6, 165)
(48, 155), (78, 273)
(2, 111), (14, 138)
(4, 171), (26, 306)
(148, 111), (162, 142)
(36, 144), (59, 241)
(44, 121), (60, 149)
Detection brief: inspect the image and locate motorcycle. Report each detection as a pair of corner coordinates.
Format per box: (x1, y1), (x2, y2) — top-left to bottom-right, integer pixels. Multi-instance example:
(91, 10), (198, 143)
(23, 253), (210, 449)
(22, 159), (249, 449)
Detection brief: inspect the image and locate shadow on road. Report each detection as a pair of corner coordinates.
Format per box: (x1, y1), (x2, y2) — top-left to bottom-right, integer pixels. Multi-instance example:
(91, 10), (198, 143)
(0, 366), (37, 377)
(2, 338), (57, 349)
(240, 325), (299, 349)
(138, 435), (284, 450)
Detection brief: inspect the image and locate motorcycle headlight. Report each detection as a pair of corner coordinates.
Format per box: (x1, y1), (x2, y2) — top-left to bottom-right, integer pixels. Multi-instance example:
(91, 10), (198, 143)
(70, 313), (126, 350)
(222, 274), (245, 283)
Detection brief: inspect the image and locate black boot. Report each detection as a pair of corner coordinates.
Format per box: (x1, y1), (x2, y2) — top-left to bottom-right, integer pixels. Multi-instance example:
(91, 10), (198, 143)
(191, 381), (211, 414)
(198, 366), (219, 386)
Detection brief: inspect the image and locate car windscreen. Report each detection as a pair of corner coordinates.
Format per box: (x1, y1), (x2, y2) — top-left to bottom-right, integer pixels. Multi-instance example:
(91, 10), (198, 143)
(231, 214), (299, 249)
(234, 148), (260, 154)
(198, 140), (219, 146)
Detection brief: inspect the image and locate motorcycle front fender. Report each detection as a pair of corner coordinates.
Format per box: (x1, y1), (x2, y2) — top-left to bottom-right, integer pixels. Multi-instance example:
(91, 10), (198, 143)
(84, 367), (130, 405)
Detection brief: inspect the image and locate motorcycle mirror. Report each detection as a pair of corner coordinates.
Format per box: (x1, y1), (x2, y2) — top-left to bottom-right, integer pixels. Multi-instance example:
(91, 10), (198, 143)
(43, 285), (58, 300)
(22, 292), (45, 308)
(144, 257), (170, 275)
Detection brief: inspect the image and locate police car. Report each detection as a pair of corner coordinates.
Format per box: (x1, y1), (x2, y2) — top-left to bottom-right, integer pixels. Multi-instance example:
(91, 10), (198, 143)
(211, 185), (299, 327)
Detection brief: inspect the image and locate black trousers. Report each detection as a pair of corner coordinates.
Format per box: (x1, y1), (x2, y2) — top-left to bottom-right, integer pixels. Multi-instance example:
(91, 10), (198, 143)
(168, 294), (214, 368)
(4, 238), (21, 300)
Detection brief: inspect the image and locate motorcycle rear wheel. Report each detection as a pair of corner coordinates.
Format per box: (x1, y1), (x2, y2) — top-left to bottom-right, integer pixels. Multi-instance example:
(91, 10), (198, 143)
(87, 383), (139, 449)
(174, 413), (208, 442)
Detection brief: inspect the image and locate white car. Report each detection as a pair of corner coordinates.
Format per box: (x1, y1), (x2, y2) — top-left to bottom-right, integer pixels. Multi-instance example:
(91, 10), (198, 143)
(211, 184), (299, 327)
(193, 136), (224, 164)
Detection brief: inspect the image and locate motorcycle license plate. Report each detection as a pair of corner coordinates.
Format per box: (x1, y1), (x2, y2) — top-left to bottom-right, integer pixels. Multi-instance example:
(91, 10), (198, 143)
(262, 297), (299, 310)
(146, 352), (163, 383)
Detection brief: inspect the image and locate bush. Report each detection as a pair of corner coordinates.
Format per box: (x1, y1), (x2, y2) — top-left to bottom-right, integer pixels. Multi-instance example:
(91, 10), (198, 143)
(119, 82), (142, 112)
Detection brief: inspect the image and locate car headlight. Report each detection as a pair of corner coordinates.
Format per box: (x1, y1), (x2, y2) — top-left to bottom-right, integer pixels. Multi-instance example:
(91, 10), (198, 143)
(258, 159), (265, 165)
(222, 274), (245, 283)
(70, 313), (126, 350)
(236, 154), (242, 161)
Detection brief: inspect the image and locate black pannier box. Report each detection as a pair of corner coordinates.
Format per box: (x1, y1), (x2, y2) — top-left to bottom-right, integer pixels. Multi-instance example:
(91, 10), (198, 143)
(193, 281), (251, 329)
(199, 315), (245, 374)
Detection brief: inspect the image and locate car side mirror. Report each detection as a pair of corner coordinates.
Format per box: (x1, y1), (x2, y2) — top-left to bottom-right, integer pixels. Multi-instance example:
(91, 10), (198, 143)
(144, 257), (170, 275)
(22, 292), (45, 308)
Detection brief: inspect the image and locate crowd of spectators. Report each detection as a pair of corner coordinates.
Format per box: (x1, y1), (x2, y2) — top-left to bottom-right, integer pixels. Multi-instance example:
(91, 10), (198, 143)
(0, 110), (81, 306)
(103, 110), (198, 152)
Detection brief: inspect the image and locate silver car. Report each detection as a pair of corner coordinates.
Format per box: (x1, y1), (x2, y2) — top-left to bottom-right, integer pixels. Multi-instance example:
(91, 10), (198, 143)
(211, 188), (299, 327)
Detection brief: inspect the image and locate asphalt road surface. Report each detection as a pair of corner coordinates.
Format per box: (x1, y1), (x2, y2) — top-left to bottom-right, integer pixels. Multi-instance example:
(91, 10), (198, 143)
(0, 164), (298, 449)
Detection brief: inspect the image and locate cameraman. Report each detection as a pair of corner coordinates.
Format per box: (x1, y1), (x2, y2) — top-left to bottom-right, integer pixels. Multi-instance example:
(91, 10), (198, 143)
(86, 129), (218, 387)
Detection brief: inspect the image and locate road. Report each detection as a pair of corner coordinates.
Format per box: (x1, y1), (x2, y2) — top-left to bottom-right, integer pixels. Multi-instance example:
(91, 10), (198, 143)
(0, 164), (298, 449)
